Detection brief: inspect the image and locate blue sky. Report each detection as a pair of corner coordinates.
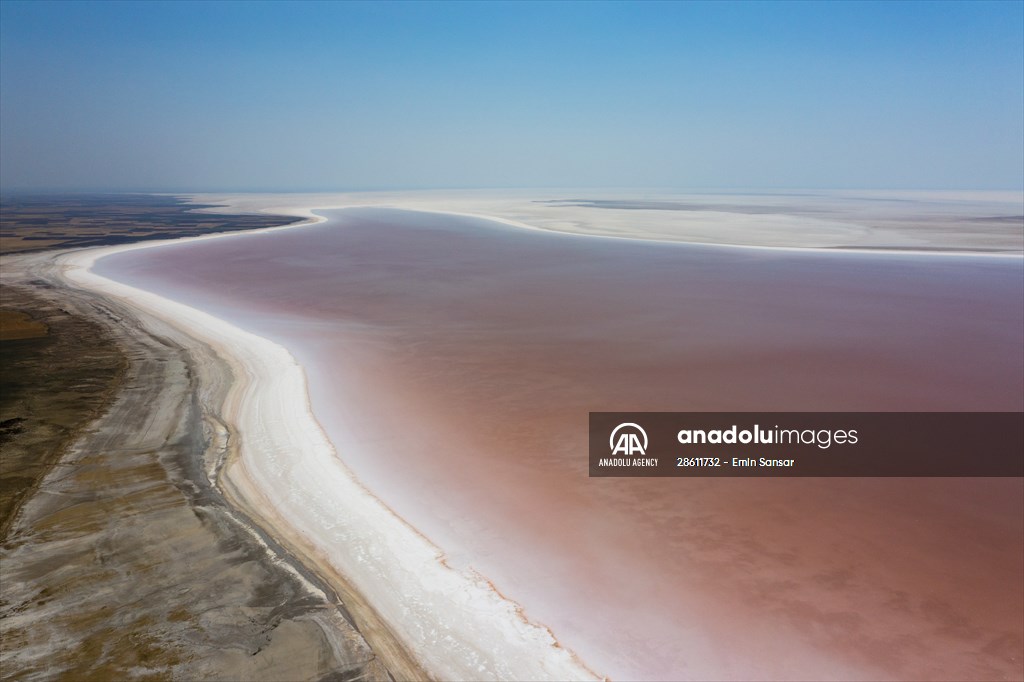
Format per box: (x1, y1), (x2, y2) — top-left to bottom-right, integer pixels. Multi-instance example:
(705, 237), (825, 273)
(1, 0), (1021, 192)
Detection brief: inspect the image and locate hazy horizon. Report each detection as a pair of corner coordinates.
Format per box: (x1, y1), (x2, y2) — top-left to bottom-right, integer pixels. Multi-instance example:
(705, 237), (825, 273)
(2, 0), (1022, 193)
(6, 186), (1024, 197)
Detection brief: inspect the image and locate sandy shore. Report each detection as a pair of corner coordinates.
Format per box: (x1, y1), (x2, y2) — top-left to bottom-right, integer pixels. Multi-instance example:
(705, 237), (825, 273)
(0, 251), (390, 681)
(53, 231), (599, 680)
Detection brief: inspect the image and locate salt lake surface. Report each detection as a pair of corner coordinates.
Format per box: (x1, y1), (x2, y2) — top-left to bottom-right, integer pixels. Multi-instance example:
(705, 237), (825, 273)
(95, 208), (1024, 680)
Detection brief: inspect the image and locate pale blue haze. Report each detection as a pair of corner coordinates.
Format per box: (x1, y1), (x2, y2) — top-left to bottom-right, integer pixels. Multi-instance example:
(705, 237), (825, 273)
(1, 0), (1021, 191)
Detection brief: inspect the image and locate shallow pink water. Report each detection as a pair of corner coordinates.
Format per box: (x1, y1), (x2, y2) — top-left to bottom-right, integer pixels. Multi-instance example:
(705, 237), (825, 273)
(97, 208), (1024, 680)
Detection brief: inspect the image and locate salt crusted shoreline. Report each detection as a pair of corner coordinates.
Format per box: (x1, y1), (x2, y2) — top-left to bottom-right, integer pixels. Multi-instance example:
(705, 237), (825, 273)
(54, 220), (600, 681)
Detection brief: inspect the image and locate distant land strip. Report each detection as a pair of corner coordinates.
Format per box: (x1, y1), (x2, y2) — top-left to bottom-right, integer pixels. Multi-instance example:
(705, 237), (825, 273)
(0, 193), (302, 254)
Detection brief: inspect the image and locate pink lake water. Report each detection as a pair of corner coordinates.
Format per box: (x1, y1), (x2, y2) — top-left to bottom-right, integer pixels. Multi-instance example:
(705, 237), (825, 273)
(95, 208), (1024, 680)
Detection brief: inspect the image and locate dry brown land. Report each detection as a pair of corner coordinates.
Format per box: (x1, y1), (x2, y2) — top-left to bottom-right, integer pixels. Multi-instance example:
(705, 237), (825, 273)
(0, 310), (48, 341)
(0, 194), (301, 254)
(0, 196), (397, 680)
(0, 259), (393, 681)
(0, 283), (127, 538)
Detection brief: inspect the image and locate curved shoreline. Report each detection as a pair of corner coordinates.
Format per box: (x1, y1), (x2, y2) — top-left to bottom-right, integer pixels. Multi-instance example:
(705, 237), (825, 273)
(317, 204), (1024, 259)
(187, 190), (1024, 258)
(42, 200), (1023, 680)
(1, 250), (390, 680)
(54, 218), (601, 680)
